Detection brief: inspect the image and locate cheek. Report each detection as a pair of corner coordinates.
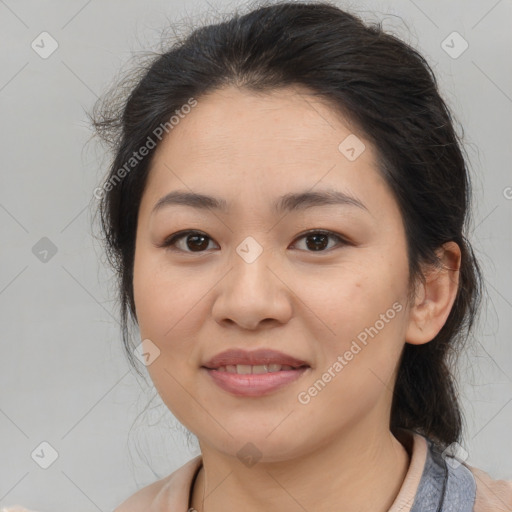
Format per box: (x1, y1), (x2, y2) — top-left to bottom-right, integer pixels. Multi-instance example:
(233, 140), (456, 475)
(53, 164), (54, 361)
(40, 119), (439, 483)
(146, 356), (202, 433)
(132, 250), (200, 423)
(133, 251), (163, 339)
(133, 246), (198, 339)
(304, 302), (406, 423)
(311, 255), (408, 393)
(317, 257), (407, 343)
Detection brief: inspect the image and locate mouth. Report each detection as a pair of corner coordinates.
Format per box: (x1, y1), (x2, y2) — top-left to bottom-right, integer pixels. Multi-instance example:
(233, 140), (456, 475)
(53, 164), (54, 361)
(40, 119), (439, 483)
(204, 363), (310, 374)
(202, 348), (311, 371)
(201, 348), (311, 396)
(202, 366), (310, 397)
(201, 363), (311, 397)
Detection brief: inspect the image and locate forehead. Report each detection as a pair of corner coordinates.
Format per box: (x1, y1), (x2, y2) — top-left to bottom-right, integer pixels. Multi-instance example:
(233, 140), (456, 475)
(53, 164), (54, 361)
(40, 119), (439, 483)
(142, 85), (392, 218)
(154, 85), (362, 162)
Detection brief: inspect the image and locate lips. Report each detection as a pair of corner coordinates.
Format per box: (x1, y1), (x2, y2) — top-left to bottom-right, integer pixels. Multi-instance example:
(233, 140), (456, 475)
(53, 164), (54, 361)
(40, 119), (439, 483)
(204, 366), (310, 397)
(202, 348), (310, 370)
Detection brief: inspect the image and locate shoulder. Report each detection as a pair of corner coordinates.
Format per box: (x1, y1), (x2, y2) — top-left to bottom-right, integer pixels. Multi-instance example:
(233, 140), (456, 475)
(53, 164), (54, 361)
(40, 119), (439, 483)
(114, 455), (202, 512)
(465, 464), (512, 512)
(403, 430), (512, 512)
(113, 474), (172, 511)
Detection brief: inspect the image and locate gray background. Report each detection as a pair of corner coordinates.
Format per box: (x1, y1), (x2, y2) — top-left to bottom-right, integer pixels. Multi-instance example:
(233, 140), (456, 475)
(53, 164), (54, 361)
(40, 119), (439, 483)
(1, 0), (511, 510)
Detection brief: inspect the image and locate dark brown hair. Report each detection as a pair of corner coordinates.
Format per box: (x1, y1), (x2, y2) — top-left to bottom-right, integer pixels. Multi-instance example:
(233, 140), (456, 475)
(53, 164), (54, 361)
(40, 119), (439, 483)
(90, 1), (483, 450)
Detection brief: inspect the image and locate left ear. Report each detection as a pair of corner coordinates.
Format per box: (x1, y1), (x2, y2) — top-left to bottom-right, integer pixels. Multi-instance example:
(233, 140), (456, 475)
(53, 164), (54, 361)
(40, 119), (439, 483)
(405, 241), (461, 345)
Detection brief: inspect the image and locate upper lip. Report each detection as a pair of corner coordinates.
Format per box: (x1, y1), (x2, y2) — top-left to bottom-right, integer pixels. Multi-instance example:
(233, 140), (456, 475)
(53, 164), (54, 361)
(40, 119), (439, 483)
(202, 349), (310, 369)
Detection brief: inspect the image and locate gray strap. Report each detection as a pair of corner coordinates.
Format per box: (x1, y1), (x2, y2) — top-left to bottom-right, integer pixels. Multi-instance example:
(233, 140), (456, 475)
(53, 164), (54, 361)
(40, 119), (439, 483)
(410, 437), (476, 512)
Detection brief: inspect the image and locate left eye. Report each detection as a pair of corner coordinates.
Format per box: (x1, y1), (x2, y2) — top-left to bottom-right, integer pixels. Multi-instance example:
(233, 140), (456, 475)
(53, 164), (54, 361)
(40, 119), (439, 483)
(291, 230), (348, 252)
(160, 230), (218, 253)
(160, 229), (348, 253)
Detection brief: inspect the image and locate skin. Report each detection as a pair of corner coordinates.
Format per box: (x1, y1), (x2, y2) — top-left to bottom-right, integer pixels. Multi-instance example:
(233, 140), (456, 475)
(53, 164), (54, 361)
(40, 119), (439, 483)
(130, 85), (461, 512)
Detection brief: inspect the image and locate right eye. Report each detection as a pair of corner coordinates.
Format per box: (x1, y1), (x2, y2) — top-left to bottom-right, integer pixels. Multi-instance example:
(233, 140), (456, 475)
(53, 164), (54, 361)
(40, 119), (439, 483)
(160, 230), (219, 253)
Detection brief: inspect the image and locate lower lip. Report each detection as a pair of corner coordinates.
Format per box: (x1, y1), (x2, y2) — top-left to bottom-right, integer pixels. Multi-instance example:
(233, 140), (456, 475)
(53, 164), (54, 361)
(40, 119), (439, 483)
(203, 367), (310, 397)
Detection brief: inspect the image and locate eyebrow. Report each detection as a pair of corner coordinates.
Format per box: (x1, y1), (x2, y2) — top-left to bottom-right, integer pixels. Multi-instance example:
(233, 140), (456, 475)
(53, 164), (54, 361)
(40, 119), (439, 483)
(151, 188), (369, 216)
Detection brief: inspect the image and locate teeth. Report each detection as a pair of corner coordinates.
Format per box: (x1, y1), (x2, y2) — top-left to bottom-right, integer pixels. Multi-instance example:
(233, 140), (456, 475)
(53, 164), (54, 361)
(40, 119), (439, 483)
(268, 364), (286, 372)
(237, 364), (252, 374)
(215, 364), (296, 374)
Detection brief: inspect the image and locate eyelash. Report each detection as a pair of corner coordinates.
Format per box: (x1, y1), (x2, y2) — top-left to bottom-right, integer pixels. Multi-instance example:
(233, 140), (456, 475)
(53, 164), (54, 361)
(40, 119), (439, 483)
(159, 229), (350, 254)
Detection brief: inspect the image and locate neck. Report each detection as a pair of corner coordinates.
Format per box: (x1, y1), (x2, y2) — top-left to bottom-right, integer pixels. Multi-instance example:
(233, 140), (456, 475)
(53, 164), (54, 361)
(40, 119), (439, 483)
(190, 426), (411, 512)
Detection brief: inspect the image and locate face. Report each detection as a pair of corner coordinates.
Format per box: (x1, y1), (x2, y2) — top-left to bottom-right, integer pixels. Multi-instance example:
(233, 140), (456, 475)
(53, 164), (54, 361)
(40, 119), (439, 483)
(133, 85), (414, 462)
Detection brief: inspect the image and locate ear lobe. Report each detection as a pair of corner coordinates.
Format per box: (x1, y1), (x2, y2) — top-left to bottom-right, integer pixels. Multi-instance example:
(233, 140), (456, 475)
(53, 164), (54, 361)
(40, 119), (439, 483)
(405, 241), (461, 345)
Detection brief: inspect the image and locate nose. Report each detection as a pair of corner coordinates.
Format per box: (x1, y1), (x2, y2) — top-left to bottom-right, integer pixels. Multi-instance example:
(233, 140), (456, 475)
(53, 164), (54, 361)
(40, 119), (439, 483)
(211, 245), (293, 331)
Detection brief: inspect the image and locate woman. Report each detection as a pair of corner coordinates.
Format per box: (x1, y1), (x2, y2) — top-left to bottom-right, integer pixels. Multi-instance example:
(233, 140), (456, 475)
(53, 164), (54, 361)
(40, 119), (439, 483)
(84, 2), (511, 511)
